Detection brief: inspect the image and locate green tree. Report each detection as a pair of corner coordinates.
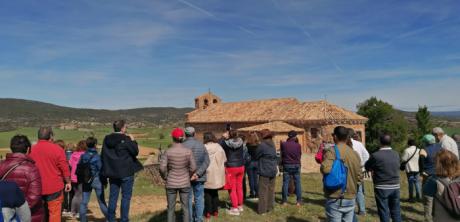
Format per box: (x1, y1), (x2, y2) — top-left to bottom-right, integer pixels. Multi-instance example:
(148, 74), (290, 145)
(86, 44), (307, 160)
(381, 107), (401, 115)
(357, 97), (409, 152)
(415, 105), (432, 138)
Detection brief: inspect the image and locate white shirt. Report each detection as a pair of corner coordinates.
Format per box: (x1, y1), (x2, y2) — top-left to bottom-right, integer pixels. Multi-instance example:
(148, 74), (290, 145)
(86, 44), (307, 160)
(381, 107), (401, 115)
(351, 139), (370, 169)
(401, 146), (420, 173)
(440, 135), (459, 158)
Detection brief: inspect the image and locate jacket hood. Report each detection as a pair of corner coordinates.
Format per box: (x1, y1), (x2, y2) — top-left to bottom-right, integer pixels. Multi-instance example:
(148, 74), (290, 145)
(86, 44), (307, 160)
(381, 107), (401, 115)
(225, 138), (243, 149)
(70, 151), (84, 162)
(205, 142), (223, 155)
(105, 133), (126, 149)
(5, 153), (34, 163)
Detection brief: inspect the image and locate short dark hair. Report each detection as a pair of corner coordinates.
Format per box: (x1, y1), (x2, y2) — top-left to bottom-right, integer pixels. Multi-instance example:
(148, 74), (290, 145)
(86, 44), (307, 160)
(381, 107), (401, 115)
(333, 126), (349, 142)
(452, 133), (460, 142)
(203, 132), (217, 144)
(347, 128), (355, 138)
(172, 137), (183, 143)
(86, 137), (98, 148)
(10, 135), (31, 153)
(38, 126), (53, 140)
(407, 139), (416, 146)
(229, 130), (238, 139)
(380, 134), (392, 146)
(113, 120), (126, 132)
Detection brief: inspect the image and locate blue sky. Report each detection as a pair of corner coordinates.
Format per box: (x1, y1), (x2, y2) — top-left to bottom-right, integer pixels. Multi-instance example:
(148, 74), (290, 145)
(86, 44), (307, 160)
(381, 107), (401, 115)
(1, 0), (459, 111)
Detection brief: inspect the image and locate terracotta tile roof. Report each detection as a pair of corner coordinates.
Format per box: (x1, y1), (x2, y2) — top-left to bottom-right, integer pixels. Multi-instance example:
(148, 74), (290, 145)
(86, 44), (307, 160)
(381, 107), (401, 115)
(186, 98), (367, 123)
(237, 121), (305, 132)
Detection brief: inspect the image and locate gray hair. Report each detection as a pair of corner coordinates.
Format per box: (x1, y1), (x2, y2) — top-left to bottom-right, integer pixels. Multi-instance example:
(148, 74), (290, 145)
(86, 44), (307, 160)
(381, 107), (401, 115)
(38, 126), (54, 140)
(432, 127), (445, 135)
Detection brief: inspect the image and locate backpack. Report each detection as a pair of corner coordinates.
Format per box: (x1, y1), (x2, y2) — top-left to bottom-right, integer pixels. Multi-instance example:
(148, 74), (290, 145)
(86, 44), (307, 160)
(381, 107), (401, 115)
(323, 145), (348, 196)
(315, 143), (325, 164)
(436, 177), (460, 219)
(76, 154), (95, 184)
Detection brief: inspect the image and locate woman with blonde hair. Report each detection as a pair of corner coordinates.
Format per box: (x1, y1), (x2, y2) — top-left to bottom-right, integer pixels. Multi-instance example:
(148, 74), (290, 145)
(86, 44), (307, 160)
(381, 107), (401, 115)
(423, 149), (460, 221)
(203, 132), (227, 221)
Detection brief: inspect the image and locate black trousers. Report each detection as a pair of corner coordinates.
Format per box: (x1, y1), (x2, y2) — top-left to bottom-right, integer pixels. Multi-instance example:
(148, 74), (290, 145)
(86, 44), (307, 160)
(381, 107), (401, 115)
(204, 189), (219, 215)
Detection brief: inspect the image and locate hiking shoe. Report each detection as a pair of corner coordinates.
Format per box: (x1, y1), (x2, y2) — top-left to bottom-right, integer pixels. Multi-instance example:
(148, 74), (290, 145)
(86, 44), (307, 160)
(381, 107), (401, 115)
(238, 206), (244, 212)
(212, 211), (219, 217)
(227, 208), (240, 216)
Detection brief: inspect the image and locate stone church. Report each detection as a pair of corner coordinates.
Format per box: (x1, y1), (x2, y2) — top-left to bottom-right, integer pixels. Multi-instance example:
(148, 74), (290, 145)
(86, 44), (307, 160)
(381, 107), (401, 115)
(185, 92), (367, 152)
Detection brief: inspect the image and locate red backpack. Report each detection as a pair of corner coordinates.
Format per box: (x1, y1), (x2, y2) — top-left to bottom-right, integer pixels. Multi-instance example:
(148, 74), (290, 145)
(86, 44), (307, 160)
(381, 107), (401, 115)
(436, 177), (460, 219)
(315, 143), (325, 164)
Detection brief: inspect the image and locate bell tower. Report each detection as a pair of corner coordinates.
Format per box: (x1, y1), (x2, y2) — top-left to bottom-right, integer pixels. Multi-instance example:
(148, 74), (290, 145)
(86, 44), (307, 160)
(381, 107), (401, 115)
(194, 90), (221, 110)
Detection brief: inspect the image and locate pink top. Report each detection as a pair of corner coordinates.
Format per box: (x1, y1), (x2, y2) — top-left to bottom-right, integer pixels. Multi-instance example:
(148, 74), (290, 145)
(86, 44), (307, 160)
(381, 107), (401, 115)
(69, 151), (84, 183)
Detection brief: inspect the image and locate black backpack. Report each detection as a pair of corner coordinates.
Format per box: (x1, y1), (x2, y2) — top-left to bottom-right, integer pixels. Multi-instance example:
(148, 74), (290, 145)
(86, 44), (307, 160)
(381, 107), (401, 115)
(76, 155), (95, 184)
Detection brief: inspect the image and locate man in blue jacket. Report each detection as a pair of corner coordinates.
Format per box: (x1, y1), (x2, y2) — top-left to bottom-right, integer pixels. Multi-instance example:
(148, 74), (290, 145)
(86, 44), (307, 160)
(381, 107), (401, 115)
(183, 126), (210, 222)
(79, 137), (108, 222)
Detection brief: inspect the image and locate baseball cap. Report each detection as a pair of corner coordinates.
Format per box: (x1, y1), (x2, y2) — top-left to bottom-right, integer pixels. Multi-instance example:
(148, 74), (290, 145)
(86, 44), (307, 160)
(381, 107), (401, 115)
(185, 126), (195, 136)
(171, 128), (185, 140)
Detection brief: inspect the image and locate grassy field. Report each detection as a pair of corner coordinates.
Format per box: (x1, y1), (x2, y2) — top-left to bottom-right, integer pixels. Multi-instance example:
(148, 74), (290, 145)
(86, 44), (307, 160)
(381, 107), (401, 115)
(0, 126), (173, 149)
(445, 127), (460, 136)
(128, 172), (424, 222)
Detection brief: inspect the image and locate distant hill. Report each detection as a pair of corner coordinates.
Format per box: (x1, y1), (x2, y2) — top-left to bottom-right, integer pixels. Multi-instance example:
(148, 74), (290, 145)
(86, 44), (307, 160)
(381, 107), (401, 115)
(0, 98), (193, 131)
(432, 111), (460, 119)
(399, 110), (460, 129)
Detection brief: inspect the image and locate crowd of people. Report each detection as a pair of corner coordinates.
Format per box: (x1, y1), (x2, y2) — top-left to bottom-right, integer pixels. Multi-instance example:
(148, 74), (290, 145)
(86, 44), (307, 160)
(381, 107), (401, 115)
(0, 119), (459, 222)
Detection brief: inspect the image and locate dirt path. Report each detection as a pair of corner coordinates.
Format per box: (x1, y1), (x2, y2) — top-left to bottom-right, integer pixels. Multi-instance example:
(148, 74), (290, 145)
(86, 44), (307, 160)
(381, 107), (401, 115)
(63, 195), (167, 221)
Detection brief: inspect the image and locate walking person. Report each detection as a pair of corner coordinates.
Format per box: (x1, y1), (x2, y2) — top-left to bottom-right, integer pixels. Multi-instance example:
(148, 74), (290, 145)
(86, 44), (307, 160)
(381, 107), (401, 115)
(202, 132), (227, 221)
(220, 130), (245, 216)
(160, 128), (197, 222)
(61, 142), (74, 216)
(349, 129), (369, 216)
(365, 134), (402, 222)
(401, 139), (421, 202)
(432, 127), (459, 158)
(79, 137), (108, 222)
(183, 127), (210, 222)
(246, 132), (260, 199)
(280, 130), (302, 206)
(423, 149), (460, 222)
(30, 127), (71, 222)
(68, 140), (86, 219)
(256, 129), (278, 215)
(0, 135), (44, 222)
(101, 120), (143, 222)
(321, 126), (362, 222)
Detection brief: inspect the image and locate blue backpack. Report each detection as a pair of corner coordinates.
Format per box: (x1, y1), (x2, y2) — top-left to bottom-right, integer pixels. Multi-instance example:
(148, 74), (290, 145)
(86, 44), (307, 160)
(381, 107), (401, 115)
(323, 145), (348, 195)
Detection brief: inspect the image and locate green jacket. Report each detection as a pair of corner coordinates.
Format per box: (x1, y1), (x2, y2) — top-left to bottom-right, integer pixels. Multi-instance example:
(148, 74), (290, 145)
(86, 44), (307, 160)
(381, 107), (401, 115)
(320, 143), (362, 199)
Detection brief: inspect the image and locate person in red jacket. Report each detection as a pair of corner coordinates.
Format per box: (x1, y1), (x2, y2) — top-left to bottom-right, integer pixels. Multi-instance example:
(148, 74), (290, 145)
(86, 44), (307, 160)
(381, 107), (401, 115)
(0, 135), (44, 222)
(30, 127), (71, 222)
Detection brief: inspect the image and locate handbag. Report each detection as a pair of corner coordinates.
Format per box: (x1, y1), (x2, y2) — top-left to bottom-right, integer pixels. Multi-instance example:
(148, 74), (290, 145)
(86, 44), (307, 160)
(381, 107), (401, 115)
(400, 148), (419, 171)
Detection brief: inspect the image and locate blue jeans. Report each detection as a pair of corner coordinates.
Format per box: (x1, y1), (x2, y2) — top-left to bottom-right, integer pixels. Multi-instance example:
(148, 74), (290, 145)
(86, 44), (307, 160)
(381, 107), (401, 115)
(80, 177), (108, 222)
(356, 183), (366, 213)
(282, 164), (302, 203)
(108, 176), (134, 222)
(325, 198), (355, 222)
(406, 172), (421, 199)
(247, 161), (259, 196)
(374, 188), (402, 222)
(189, 181), (205, 222)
